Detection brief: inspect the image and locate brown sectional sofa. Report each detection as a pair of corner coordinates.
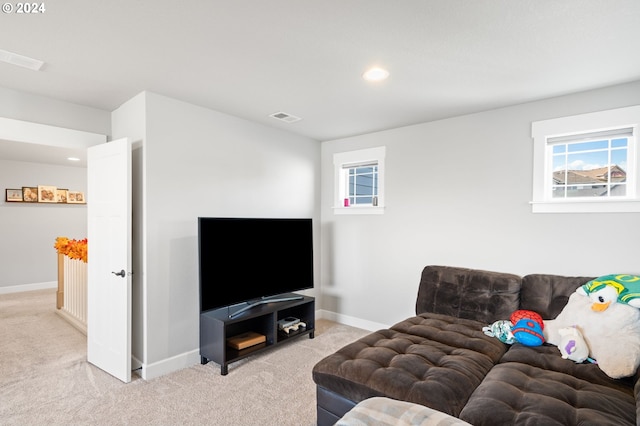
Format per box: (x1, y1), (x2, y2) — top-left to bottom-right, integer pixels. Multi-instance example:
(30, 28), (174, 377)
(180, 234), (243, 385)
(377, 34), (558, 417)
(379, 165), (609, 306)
(312, 265), (639, 425)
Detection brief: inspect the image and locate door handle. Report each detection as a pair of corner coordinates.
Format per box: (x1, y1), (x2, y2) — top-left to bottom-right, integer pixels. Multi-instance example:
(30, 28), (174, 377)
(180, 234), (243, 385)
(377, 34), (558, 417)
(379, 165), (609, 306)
(112, 270), (126, 278)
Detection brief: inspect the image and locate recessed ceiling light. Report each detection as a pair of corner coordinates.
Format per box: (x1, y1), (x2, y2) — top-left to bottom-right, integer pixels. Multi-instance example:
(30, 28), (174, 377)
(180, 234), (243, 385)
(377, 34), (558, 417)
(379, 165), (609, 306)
(67, 157), (80, 161)
(362, 67), (389, 82)
(0, 49), (44, 71)
(269, 111), (302, 123)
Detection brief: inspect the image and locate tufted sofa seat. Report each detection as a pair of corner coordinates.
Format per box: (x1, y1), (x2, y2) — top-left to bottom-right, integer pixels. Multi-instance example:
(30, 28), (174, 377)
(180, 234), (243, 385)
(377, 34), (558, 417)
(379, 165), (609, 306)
(312, 265), (639, 426)
(460, 344), (637, 425)
(313, 314), (507, 418)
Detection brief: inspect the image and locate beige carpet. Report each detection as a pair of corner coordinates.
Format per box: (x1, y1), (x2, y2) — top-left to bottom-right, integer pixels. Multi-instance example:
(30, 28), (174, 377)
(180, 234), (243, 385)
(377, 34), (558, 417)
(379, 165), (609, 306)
(0, 289), (369, 426)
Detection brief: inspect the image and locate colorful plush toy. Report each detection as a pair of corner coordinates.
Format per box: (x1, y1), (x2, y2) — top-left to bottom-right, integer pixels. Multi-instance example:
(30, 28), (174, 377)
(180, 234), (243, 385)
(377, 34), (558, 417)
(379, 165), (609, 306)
(510, 310), (544, 330)
(557, 325), (591, 363)
(512, 318), (545, 346)
(508, 309), (545, 346)
(545, 277), (640, 379)
(483, 320), (516, 344)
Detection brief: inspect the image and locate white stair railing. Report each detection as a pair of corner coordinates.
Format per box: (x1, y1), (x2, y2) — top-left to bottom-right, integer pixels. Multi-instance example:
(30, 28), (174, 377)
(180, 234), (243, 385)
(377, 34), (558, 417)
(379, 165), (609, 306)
(56, 254), (87, 334)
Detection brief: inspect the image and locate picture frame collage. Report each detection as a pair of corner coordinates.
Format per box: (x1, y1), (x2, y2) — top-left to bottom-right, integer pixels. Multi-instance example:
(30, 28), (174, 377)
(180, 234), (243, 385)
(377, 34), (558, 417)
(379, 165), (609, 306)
(5, 186), (85, 204)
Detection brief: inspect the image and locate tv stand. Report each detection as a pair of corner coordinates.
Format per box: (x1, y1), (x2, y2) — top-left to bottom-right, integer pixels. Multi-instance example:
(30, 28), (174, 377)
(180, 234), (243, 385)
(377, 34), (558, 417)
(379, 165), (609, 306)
(200, 293), (314, 375)
(228, 295), (304, 319)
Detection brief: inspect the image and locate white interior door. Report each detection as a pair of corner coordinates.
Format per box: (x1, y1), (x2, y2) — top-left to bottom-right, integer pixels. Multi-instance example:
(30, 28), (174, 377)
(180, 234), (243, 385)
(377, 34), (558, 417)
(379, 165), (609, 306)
(87, 138), (132, 383)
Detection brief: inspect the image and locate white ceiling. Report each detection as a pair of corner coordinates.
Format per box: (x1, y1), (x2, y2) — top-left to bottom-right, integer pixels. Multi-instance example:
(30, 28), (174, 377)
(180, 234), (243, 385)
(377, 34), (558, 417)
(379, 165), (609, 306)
(1, 1), (640, 166)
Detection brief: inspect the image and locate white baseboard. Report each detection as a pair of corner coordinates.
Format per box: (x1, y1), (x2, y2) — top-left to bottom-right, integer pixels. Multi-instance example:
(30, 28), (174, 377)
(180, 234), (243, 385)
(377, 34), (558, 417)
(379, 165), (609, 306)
(316, 309), (389, 332)
(55, 309), (87, 335)
(139, 349), (201, 380)
(0, 281), (57, 294)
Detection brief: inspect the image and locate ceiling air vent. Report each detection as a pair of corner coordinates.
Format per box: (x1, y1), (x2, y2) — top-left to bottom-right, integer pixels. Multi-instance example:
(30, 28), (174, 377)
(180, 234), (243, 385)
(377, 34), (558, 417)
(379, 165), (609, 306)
(269, 111), (302, 123)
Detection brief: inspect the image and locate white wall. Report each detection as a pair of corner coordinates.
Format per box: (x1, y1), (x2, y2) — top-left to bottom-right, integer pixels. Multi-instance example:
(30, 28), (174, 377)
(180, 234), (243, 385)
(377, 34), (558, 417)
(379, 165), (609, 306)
(320, 80), (640, 329)
(127, 92), (320, 378)
(0, 160), (88, 291)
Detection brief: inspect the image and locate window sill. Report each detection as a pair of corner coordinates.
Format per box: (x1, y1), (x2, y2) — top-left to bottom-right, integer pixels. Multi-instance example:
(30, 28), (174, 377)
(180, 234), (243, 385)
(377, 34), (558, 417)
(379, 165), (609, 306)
(530, 199), (640, 213)
(333, 206), (385, 215)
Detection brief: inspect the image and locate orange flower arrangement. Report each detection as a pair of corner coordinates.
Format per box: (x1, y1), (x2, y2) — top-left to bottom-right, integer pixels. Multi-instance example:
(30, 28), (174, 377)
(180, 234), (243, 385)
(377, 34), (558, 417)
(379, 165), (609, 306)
(54, 237), (88, 263)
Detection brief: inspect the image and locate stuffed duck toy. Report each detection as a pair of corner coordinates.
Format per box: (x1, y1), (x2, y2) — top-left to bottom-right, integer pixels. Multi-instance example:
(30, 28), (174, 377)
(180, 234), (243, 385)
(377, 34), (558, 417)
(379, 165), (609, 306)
(577, 274), (640, 310)
(544, 274), (640, 379)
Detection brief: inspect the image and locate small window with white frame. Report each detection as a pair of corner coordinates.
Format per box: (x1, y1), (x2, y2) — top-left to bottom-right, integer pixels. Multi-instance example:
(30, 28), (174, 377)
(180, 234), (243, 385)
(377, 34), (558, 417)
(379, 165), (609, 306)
(531, 105), (640, 213)
(333, 146), (385, 214)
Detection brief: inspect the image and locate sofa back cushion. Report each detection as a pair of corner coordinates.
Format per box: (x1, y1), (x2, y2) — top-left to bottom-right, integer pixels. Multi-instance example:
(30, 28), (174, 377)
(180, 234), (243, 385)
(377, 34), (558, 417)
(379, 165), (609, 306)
(416, 265), (521, 324)
(520, 274), (594, 319)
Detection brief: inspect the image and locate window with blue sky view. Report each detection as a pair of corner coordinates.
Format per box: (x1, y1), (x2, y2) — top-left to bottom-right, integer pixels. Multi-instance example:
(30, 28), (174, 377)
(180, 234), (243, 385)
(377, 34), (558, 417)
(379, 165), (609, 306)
(551, 137), (627, 198)
(347, 165), (378, 205)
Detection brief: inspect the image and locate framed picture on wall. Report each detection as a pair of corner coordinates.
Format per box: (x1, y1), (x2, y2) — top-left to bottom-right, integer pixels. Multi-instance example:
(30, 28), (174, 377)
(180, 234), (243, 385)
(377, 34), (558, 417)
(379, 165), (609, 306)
(5, 189), (23, 202)
(68, 191), (85, 204)
(38, 185), (57, 203)
(56, 188), (68, 203)
(22, 187), (38, 202)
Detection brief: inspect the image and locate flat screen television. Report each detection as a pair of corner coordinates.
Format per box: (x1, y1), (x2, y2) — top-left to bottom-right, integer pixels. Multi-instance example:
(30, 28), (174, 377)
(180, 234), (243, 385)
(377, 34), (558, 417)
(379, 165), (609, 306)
(198, 217), (314, 316)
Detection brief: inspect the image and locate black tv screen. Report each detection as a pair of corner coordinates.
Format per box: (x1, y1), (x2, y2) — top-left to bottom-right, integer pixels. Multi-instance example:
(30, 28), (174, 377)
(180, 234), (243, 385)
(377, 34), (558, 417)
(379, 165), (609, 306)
(198, 217), (314, 313)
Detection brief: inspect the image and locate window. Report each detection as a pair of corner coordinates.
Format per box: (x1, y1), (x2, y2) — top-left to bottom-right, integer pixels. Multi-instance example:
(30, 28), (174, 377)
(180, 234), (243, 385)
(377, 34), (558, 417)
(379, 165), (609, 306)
(531, 105), (640, 213)
(551, 129), (630, 199)
(346, 163), (378, 206)
(333, 146), (385, 214)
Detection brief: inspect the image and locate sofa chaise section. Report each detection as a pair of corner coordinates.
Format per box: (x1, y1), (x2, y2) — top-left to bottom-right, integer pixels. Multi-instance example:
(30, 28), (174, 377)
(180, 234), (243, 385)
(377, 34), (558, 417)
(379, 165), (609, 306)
(312, 265), (522, 424)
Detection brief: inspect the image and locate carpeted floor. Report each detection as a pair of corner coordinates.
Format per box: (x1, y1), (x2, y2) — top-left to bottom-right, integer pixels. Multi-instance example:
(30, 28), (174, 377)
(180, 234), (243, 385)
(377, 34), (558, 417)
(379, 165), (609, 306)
(0, 289), (369, 425)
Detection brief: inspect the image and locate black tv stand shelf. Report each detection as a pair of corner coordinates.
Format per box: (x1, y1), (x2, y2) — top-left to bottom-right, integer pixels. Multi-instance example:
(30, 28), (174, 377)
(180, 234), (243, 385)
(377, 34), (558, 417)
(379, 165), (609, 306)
(199, 293), (315, 375)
